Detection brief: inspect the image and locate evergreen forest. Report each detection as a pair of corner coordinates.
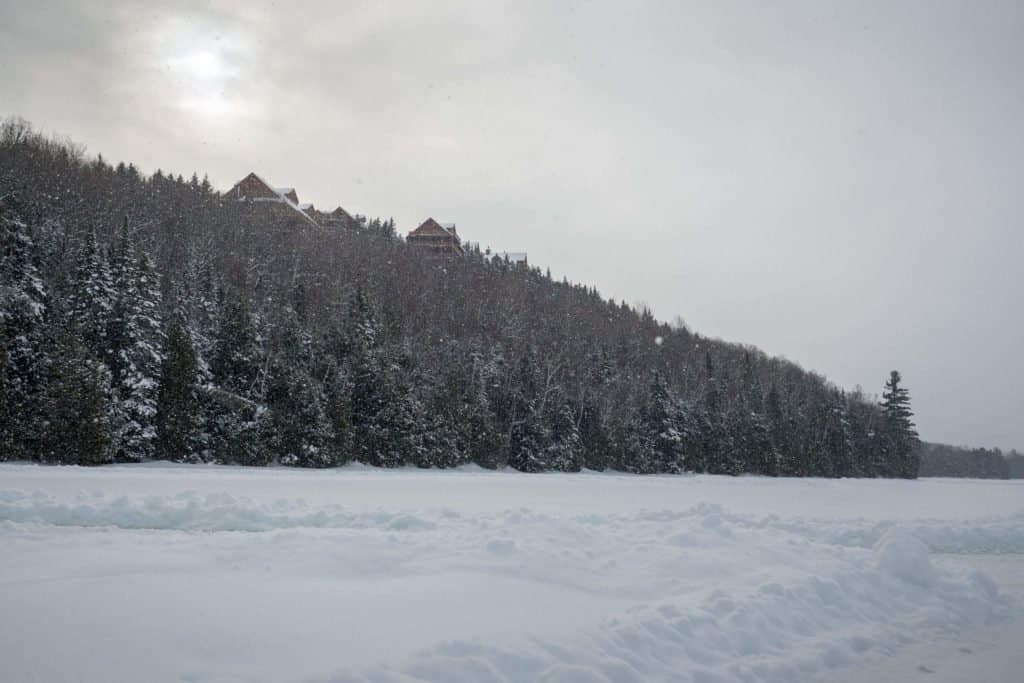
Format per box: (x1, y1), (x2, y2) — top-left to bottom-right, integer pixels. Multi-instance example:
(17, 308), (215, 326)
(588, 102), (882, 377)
(0, 118), (921, 477)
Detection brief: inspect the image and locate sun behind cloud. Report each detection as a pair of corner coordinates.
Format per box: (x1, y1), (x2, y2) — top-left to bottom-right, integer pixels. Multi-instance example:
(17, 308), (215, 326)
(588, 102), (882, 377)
(154, 16), (249, 120)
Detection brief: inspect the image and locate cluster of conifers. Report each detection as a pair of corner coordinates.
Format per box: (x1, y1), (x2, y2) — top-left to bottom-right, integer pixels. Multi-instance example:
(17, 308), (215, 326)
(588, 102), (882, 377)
(0, 117), (918, 476)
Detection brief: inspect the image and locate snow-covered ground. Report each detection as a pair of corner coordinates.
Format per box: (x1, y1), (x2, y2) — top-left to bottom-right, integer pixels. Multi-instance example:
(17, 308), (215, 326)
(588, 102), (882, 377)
(1, 463), (1021, 683)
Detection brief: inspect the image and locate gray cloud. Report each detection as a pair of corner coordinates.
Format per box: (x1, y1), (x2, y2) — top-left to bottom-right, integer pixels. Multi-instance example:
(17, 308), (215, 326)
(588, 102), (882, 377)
(2, 0), (1022, 450)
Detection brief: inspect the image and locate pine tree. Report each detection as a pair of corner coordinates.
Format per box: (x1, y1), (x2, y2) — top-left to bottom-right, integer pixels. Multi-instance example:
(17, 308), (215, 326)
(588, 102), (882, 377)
(340, 289), (428, 467)
(106, 220), (138, 385)
(107, 221), (164, 460)
(506, 348), (550, 472)
(37, 321), (112, 465)
(844, 388), (876, 477)
(764, 383), (786, 476)
(346, 288), (388, 464)
(638, 372), (687, 473)
(702, 353), (735, 474)
(263, 317), (331, 467)
(205, 294), (267, 465)
(155, 315), (198, 461)
(578, 399), (611, 471)
(880, 370), (919, 478)
(0, 196), (47, 458)
(508, 400), (547, 472)
(265, 364), (331, 467)
(733, 352), (773, 474)
(419, 360), (472, 469)
(577, 346), (619, 471)
(0, 341), (6, 448)
(68, 229), (115, 350)
(323, 363), (354, 465)
(545, 397), (583, 472)
(210, 294), (261, 396)
(373, 380), (424, 467)
(618, 410), (653, 473)
(823, 391), (852, 477)
(459, 348), (502, 468)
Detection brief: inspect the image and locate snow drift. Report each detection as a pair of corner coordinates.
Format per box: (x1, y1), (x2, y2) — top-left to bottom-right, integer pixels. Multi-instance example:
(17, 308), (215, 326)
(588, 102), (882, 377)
(0, 464), (1019, 682)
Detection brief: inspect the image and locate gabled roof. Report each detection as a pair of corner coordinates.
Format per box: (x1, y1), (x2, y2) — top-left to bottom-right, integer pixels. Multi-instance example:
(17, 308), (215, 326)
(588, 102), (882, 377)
(310, 205), (357, 228)
(229, 172), (317, 226)
(326, 206), (355, 224)
(409, 217), (459, 237)
(229, 172), (278, 200)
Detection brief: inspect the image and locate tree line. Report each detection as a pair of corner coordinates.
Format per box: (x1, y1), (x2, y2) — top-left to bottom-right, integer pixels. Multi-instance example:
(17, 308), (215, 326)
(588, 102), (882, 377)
(918, 442), (1022, 479)
(0, 117), (920, 476)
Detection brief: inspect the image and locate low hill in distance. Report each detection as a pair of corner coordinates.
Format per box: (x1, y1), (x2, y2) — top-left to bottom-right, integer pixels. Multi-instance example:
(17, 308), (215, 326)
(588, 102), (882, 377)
(919, 441), (1023, 479)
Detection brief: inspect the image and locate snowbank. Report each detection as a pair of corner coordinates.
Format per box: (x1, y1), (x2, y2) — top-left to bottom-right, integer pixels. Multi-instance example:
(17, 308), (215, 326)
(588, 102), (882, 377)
(0, 465), (1019, 682)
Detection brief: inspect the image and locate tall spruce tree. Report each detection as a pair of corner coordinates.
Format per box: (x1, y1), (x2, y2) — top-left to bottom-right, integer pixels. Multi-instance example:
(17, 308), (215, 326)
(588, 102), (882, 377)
(68, 229), (114, 351)
(507, 348), (549, 472)
(464, 350), (502, 469)
(880, 370), (919, 478)
(38, 319), (112, 465)
(764, 383), (786, 476)
(263, 316), (331, 467)
(346, 288), (390, 465)
(735, 352), (772, 474)
(636, 371), (687, 473)
(702, 353), (736, 474)
(0, 196), (47, 458)
(509, 400), (548, 472)
(205, 293), (267, 465)
(155, 314), (198, 461)
(323, 363), (354, 465)
(544, 396), (584, 472)
(107, 220), (164, 460)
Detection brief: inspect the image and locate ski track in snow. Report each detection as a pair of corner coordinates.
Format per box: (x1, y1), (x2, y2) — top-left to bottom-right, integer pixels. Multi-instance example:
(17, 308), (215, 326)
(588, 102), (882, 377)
(0, 464), (1021, 683)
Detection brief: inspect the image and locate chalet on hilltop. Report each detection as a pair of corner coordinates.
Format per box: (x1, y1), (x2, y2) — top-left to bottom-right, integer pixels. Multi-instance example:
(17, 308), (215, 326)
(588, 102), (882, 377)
(315, 206), (357, 228)
(227, 172), (356, 229)
(407, 218), (529, 266)
(227, 174), (526, 264)
(228, 172), (300, 205)
(227, 172), (317, 225)
(407, 218), (464, 257)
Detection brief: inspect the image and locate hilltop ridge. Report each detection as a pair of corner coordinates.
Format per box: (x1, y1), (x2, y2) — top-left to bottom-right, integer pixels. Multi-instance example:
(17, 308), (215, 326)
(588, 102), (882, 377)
(0, 117), (918, 476)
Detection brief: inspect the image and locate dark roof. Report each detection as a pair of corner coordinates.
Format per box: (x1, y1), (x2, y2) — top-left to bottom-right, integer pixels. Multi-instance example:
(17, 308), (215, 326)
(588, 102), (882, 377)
(409, 218), (458, 237)
(228, 172), (318, 225)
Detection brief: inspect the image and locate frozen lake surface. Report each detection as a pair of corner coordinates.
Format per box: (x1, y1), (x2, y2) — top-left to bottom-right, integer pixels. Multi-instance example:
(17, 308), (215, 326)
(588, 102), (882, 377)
(1, 463), (1021, 682)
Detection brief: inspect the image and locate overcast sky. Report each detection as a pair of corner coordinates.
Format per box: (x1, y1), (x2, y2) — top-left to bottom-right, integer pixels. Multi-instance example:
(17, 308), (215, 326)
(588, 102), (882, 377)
(2, 0), (1022, 451)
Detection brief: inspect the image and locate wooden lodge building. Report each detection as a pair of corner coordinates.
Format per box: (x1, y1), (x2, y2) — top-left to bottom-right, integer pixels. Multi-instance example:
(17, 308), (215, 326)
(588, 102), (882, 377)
(227, 172), (356, 229)
(406, 218), (528, 266)
(228, 173), (526, 265)
(406, 218), (465, 257)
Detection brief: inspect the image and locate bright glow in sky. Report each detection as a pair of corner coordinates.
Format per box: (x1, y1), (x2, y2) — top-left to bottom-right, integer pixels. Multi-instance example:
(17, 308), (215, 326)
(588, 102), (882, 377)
(172, 51), (229, 82)
(153, 17), (247, 119)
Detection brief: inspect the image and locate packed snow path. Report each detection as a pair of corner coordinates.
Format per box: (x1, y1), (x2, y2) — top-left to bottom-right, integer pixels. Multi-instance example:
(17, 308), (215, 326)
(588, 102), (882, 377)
(1, 464), (1021, 682)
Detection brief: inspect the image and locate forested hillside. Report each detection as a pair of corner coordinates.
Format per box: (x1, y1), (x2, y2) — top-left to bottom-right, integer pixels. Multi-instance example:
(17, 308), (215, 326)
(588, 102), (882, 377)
(0, 118), (920, 476)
